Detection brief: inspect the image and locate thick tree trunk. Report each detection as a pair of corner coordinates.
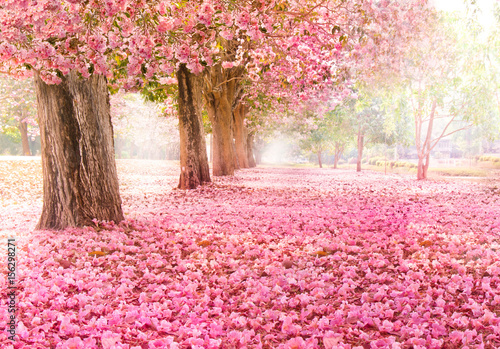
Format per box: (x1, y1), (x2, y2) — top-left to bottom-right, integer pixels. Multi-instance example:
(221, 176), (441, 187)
(18, 116), (31, 156)
(233, 103), (249, 168)
(203, 61), (244, 176)
(209, 133), (213, 163)
(176, 64), (211, 189)
(232, 140), (240, 170)
(206, 92), (235, 176)
(357, 128), (364, 172)
(247, 133), (256, 168)
(34, 72), (124, 230)
(317, 151), (323, 168)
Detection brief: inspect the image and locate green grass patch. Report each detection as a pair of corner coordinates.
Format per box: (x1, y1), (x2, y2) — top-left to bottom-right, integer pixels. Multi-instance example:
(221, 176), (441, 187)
(429, 167), (489, 177)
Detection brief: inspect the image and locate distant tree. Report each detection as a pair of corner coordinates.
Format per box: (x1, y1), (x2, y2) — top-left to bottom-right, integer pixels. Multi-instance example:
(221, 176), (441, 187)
(328, 101), (356, 169)
(0, 76), (38, 156)
(353, 91), (393, 172)
(297, 112), (332, 168)
(110, 92), (179, 160)
(399, 11), (497, 179)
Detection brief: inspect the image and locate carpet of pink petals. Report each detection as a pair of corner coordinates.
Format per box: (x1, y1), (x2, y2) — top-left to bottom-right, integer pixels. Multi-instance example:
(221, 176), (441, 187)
(1, 159), (500, 349)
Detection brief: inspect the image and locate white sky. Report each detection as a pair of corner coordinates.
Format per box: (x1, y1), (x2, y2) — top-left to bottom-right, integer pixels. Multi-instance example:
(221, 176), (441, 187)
(431, 0), (496, 30)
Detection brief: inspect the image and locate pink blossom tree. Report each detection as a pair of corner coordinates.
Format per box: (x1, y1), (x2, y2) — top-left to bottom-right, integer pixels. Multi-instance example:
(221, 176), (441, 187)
(0, 0), (430, 228)
(0, 1), (127, 229)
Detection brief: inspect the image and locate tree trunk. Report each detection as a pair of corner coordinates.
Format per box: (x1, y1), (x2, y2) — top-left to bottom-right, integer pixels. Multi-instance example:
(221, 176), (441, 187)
(317, 151), (323, 168)
(233, 103), (249, 168)
(205, 91), (235, 176)
(232, 140), (240, 170)
(34, 72), (124, 230)
(209, 133), (213, 163)
(333, 145), (343, 169)
(247, 133), (256, 168)
(176, 64), (211, 189)
(203, 61), (244, 176)
(18, 114), (31, 156)
(357, 127), (364, 172)
(417, 153), (430, 180)
(417, 156), (425, 180)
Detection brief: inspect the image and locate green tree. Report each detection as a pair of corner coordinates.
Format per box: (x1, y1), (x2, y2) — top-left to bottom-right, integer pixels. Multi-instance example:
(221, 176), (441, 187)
(399, 10), (497, 179)
(352, 90), (394, 172)
(0, 75), (38, 156)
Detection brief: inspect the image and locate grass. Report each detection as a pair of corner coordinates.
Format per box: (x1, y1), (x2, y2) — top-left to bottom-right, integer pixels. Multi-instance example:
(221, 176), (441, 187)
(429, 167), (490, 177)
(477, 161), (500, 170)
(336, 163), (495, 179)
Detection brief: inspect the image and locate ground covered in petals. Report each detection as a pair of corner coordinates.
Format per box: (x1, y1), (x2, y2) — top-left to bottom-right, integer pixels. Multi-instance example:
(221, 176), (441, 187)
(1, 159), (500, 348)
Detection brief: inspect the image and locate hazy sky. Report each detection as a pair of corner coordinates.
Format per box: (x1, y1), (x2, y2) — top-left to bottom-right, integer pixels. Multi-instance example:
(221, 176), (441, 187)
(432, 0), (495, 30)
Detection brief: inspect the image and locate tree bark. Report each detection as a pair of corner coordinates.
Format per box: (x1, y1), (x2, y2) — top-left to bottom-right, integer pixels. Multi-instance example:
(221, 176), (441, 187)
(357, 126), (364, 172)
(233, 103), (249, 168)
(209, 133), (213, 163)
(205, 94), (235, 176)
(247, 133), (257, 168)
(177, 64), (211, 189)
(18, 113), (31, 156)
(232, 140), (240, 169)
(203, 61), (244, 176)
(317, 151), (323, 168)
(34, 72), (124, 230)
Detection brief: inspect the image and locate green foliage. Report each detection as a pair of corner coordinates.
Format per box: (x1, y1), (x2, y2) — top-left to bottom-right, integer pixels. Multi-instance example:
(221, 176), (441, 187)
(0, 132), (21, 155)
(478, 155), (500, 162)
(431, 168), (489, 177)
(372, 159), (417, 169)
(353, 86), (399, 146)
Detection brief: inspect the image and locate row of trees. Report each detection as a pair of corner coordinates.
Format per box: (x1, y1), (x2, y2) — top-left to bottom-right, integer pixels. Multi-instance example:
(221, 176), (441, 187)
(279, 6), (500, 178)
(0, 0), (446, 230)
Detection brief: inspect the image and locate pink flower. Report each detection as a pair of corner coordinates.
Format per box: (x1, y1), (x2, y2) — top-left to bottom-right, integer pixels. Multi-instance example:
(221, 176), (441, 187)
(0, 43), (16, 60)
(197, 4), (214, 26)
(59, 316), (77, 336)
(286, 337), (306, 349)
(176, 44), (191, 63)
(159, 77), (177, 85)
(88, 34), (107, 53)
(235, 11), (250, 30)
(220, 30), (234, 41)
(148, 337), (176, 348)
(101, 331), (121, 349)
(62, 337), (84, 349)
(158, 20), (175, 33)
